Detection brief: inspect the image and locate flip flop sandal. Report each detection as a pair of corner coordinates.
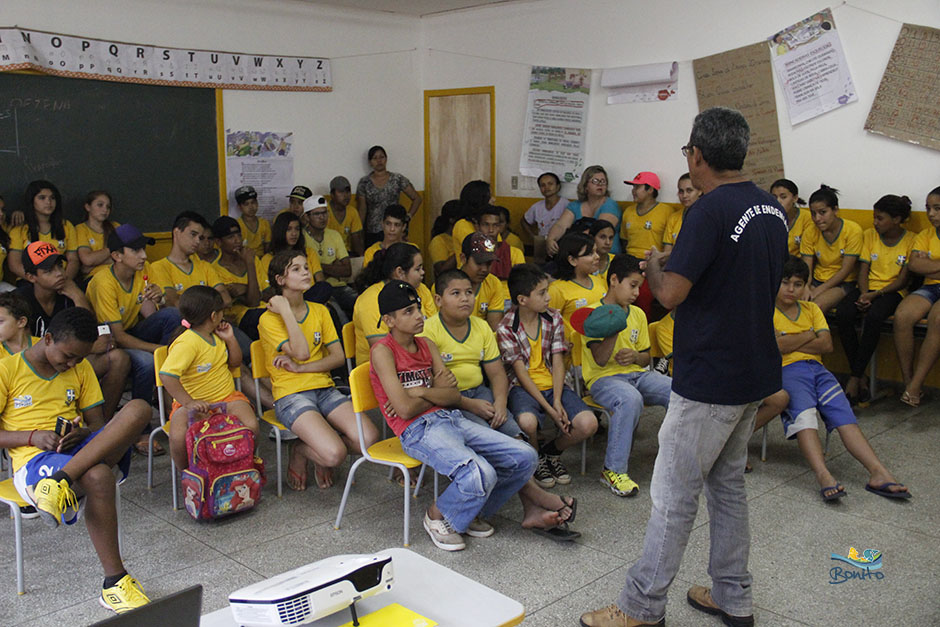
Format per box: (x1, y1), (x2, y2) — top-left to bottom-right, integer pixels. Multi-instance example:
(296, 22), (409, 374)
(134, 440), (165, 457)
(286, 442), (307, 491)
(531, 521), (581, 542)
(865, 482), (912, 499)
(820, 485), (846, 502)
(558, 495), (577, 523)
(900, 390), (922, 408)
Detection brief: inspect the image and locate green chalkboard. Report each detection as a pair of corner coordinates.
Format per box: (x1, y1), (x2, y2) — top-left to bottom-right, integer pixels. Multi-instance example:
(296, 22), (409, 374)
(0, 72), (220, 233)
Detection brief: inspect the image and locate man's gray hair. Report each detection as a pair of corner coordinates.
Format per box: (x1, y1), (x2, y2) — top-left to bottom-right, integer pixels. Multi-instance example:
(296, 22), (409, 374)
(689, 107), (750, 172)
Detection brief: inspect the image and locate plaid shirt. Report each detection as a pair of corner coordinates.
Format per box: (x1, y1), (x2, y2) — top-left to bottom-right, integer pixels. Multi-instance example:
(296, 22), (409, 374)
(496, 306), (567, 387)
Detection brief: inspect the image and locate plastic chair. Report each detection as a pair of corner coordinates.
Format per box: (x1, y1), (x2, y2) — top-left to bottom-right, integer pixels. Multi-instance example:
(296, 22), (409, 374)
(568, 333), (608, 475)
(334, 363), (435, 547)
(341, 322), (356, 377)
(648, 320), (662, 358)
(249, 341), (290, 498)
(0, 474), (122, 595)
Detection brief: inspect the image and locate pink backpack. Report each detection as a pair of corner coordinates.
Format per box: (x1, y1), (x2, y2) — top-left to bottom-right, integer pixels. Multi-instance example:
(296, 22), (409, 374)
(180, 404), (264, 520)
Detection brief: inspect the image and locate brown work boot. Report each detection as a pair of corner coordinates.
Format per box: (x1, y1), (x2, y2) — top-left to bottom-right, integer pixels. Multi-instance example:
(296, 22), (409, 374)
(687, 585), (754, 626)
(579, 604), (665, 627)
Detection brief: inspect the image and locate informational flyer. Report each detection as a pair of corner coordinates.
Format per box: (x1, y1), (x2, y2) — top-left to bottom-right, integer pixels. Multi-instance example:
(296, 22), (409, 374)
(225, 130), (294, 220)
(768, 9), (857, 125)
(519, 67), (591, 182)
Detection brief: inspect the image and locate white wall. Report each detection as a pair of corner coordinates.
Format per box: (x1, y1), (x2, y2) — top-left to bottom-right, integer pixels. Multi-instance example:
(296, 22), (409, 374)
(2, 0), (425, 200)
(423, 0), (940, 210)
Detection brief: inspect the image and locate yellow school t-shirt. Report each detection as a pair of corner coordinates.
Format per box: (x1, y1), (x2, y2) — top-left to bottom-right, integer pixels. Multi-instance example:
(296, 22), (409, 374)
(592, 253), (616, 284)
(160, 329), (235, 403)
(149, 256), (223, 294)
(0, 354), (103, 470)
(497, 246), (526, 307)
(860, 228), (915, 292)
(775, 301), (829, 367)
(210, 256), (265, 324)
(787, 209), (814, 256)
(86, 263), (151, 330)
(352, 281), (437, 366)
(800, 218), (863, 283)
(258, 302), (340, 401)
(237, 217), (272, 256)
(474, 274), (508, 320)
(10, 221), (78, 255)
(581, 303), (651, 389)
(657, 311), (675, 375)
(429, 233), (454, 269)
(452, 219), (476, 261)
(363, 241), (419, 269)
(548, 275), (607, 341)
(306, 228), (349, 287)
(619, 203), (673, 259)
(75, 222), (120, 278)
(527, 325), (554, 391)
(662, 210), (684, 247)
(1, 336), (40, 358)
(912, 227), (940, 286)
(257, 249), (324, 292)
(505, 232), (524, 252)
(419, 313), (499, 391)
(326, 205), (363, 251)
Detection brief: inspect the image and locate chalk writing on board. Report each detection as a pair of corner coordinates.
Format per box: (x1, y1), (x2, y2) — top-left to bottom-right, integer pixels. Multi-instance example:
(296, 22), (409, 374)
(693, 41), (785, 191)
(865, 23), (940, 152)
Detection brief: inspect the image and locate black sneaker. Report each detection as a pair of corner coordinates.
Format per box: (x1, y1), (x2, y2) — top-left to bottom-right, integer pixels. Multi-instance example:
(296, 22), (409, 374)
(534, 455), (555, 488)
(546, 454), (571, 485)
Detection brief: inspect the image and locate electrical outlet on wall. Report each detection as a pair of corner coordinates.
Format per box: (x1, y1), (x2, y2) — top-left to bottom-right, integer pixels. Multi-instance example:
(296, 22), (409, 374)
(511, 175), (519, 190)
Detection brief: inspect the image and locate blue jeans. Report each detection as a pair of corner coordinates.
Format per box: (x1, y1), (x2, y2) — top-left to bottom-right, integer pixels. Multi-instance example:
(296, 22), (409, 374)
(589, 371), (672, 473)
(125, 307), (182, 400)
(399, 408), (537, 533)
(460, 384), (524, 439)
(618, 392), (759, 622)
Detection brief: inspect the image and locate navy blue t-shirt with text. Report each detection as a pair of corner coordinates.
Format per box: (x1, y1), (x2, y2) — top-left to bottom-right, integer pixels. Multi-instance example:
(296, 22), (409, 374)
(665, 181), (788, 405)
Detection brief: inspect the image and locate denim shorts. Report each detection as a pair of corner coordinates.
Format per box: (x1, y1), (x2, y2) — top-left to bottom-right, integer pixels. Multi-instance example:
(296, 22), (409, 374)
(507, 385), (590, 427)
(274, 387), (349, 430)
(910, 283), (940, 305)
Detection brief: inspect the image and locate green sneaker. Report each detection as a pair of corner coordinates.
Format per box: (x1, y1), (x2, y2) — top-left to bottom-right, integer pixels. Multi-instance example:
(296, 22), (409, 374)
(601, 469), (639, 497)
(32, 478), (78, 528)
(100, 574), (150, 614)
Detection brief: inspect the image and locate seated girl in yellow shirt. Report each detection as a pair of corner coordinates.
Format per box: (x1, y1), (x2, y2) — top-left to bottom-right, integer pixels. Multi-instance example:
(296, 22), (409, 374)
(548, 232), (607, 343)
(159, 286), (258, 471)
(75, 190), (119, 280)
(260, 249), (379, 491)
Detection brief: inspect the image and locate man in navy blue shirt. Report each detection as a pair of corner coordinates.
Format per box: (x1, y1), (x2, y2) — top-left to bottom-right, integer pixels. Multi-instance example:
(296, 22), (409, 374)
(581, 108), (787, 627)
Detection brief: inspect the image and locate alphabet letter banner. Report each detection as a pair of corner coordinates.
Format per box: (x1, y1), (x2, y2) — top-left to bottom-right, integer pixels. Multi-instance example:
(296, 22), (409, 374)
(0, 27), (331, 91)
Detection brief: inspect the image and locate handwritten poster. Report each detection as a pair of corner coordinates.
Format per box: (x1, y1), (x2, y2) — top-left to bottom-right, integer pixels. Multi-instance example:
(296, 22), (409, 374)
(865, 23), (940, 152)
(768, 9), (857, 125)
(693, 42), (784, 191)
(225, 130), (294, 220)
(519, 67), (591, 182)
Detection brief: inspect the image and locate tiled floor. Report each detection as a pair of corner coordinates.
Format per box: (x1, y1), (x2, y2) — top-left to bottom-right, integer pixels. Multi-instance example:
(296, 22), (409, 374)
(1, 395), (937, 626)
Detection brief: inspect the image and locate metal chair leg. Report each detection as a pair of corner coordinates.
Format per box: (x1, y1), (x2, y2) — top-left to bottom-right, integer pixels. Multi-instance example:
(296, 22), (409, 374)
(274, 428), (283, 498)
(761, 425), (768, 462)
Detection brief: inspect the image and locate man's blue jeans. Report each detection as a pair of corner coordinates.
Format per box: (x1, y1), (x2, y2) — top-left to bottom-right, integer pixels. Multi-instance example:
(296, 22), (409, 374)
(399, 408), (537, 533)
(125, 307), (182, 400)
(589, 371), (672, 473)
(459, 384), (525, 439)
(618, 392), (759, 622)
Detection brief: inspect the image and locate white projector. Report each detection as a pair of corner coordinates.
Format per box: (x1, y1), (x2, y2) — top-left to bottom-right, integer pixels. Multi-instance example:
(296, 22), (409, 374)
(228, 553), (393, 626)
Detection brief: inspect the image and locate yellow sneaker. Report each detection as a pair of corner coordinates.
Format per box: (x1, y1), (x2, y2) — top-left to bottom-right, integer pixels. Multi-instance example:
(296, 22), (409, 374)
(601, 469), (639, 497)
(100, 574), (150, 614)
(32, 478), (78, 528)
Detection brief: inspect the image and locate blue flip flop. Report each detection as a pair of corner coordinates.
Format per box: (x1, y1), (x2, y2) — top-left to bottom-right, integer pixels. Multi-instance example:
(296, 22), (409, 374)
(820, 485), (846, 502)
(865, 482), (912, 499)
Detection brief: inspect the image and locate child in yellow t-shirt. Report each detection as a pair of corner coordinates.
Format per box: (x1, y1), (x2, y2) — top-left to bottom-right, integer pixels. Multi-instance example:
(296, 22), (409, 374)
(620, 171), (673, 259)
(8, 180), (80, 282)
(662, 172), (702, 254)
(770, 178), (813, 256)
(233, 186), (272, 256)
(327, 176), (364, 257)
(159, 286), (258, 471)
(775, 256), (909, 501)
(362, 205), (417, 268)
(590, 220), (616, 282)
(578, 255), (671, 497)
(75, 190), (119, 280)
(0, 292), (40, 358)
(800, 185), (862, 314)
(457, 233), (508, 331)
(259, 249), (378, 491)
(548, 232), (607, 344)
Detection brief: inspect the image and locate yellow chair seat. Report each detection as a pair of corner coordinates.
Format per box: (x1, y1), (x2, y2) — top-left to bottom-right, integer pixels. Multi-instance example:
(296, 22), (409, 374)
(366, 438), (422, 468)
(583, 395), (604, 410)
(260, 409), (289, 431)
(0, 479), (27, 507)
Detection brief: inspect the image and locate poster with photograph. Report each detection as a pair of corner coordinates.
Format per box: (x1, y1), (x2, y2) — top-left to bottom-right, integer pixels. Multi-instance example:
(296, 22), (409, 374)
(768, 8), (857, 125)
(519, 67), (591, 181)
(225, 130), (294, 220)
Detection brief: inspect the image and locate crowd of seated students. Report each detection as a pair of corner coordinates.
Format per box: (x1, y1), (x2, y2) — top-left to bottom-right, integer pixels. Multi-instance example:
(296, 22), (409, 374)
(0, 167), (928, 615)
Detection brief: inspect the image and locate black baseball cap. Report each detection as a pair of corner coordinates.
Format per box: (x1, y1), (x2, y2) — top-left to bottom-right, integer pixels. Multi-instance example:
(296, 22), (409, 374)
(234, 185), (257, 204)
(212, 216), (241, 239)
(108, 223), (156, 252)
(287, 185), (312, 200)
(377, 281), (421, 327)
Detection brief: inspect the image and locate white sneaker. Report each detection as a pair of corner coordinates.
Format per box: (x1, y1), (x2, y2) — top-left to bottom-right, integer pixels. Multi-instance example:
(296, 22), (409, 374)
(423, 513), (466, 551)
(465, 516), (494, 538)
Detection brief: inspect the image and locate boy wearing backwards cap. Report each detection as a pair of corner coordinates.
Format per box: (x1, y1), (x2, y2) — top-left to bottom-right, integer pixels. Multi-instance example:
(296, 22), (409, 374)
(285, 185), (312, 218)
(578, 254), (672, 497)
(86, 224), (182, 407)
(327, 176), (364, 257)
(0, 307), (153, 613)
(457, 233), (508, 331)
(303, 196), (358, 319)
(619, 172), (674, 260)
(370, 280), (537, 551)
(233, 186), (271, 256)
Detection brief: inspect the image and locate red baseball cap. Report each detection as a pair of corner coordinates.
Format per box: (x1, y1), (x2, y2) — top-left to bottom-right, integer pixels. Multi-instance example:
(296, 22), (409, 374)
(624, 171), (661, 190)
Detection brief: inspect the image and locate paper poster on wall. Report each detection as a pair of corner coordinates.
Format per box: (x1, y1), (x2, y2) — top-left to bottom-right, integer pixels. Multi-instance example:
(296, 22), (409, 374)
(225, 130), (294, 220)
(601, 62), (678, 105)
(519, 67), (591, 181)
(693, 42), (784, 191)
(865, 23), (940, 152)
(768, 9), (857, 125)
